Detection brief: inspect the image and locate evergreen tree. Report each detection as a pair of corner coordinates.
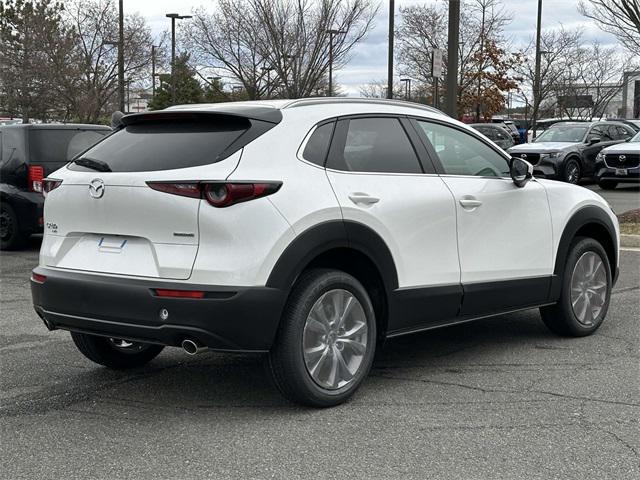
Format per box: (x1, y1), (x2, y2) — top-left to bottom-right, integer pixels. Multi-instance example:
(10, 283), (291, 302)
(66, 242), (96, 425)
(148, 53), (204, 110)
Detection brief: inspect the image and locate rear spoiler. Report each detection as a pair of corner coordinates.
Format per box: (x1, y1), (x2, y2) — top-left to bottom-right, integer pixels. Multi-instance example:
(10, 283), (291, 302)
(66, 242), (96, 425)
(121, 107), (283, 126)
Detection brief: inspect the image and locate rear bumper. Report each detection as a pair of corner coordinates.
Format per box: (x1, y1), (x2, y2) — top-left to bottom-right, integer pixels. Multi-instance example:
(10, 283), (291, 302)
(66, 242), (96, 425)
(31, 267), (286, 352)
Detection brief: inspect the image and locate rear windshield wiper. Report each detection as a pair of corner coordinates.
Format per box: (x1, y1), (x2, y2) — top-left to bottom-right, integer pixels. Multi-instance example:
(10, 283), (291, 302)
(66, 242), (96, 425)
(71, 157), (112, 172)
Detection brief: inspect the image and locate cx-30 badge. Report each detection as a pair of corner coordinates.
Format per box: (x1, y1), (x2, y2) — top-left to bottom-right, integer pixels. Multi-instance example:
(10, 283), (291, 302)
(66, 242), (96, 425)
(89, 178), (105, 198)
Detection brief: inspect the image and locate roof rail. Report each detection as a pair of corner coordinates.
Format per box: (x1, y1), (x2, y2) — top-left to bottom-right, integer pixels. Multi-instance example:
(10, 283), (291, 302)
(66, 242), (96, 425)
(284, 97), (448, 116)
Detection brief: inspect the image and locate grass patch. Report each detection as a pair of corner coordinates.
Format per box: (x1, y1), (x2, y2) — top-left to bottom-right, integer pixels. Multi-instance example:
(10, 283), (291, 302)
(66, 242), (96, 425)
(618, 209), (640, 235)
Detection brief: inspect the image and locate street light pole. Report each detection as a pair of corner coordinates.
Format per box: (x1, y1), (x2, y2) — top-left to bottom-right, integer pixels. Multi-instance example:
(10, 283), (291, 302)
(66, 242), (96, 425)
(445, 0), (460, 118)
(326, 29), (346, 97)
(118, 0), (125, 112)
(166, 13), (192, 105)
(387, 0), (394, 99)
(532, 0), (543, 139)
(151, 45), (158, 97)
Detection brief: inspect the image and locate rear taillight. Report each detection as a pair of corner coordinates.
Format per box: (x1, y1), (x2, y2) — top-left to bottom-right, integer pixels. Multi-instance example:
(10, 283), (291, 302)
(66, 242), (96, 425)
(146, 182), (281, 208)
(28, 166), (44, 193)
(42, 179), (63, 197)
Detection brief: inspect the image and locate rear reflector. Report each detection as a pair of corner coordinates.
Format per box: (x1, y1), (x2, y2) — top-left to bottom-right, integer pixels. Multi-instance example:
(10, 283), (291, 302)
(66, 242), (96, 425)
(28, 166), (44, 193)
(146, 181), (282, 207)
(154, 289), (205, 299)
(31, 272), (47, 283)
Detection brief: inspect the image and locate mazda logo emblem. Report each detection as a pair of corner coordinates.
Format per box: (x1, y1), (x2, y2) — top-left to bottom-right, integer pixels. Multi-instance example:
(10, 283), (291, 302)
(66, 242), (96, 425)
(619, 155), (626, 162)
(89, 178), (105, 199)
(520, 154), (527, 159)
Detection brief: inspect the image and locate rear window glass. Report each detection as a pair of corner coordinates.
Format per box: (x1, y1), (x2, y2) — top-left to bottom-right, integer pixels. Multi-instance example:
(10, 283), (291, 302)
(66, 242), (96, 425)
(69, 120), (249, 172)
(29, 129), (109, 163)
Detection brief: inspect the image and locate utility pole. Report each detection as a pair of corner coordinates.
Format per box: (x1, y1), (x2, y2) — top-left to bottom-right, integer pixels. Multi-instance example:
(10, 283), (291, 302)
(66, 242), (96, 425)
(327, 29), (346, 97)
(476, 4), (486, 122)
(445, 0), (460, 118)
(151, 45), (158, 97)
(532, 0), (543, 139)
(118, 0), (125, 112)
(400, 78), (411, 101)
(166, 13), (192, 105)
(387, 0), (394, 99)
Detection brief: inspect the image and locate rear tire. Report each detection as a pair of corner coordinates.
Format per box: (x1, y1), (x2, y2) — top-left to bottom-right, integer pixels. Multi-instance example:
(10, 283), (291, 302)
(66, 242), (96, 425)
(598, 180), (618, 190)
(268, 269), (377, 407)
(1, 203), (29, 251)
(540, 237), (611, 337)
(563, 159), (581, 184)
(70, 332), (164, 369)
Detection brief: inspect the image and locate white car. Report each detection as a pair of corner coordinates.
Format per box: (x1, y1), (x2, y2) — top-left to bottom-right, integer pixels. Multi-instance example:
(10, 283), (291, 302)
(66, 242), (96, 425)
(31, 98), (620, 407)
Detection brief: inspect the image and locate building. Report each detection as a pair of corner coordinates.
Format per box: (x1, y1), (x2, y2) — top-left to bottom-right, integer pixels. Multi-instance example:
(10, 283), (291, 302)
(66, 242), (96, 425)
(621, 71), (640, 119)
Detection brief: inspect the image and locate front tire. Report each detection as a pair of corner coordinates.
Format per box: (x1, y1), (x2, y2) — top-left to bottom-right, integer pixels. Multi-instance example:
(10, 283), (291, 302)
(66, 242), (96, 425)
(70, 332), (164, 369)
(563, 159), (581, 184)
(598, 180), (618, 190)
(268, 269), (377, 407)
(540, 237), (612, 336)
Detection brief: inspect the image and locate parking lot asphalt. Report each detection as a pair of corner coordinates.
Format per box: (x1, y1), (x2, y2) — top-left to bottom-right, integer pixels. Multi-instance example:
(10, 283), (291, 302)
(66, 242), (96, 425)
(1, 240), (639, 479)
(585, 183), (640, 214)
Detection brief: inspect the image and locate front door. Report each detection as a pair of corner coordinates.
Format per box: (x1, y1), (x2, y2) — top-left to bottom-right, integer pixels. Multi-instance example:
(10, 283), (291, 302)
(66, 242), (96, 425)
(412, 119), (554, 316)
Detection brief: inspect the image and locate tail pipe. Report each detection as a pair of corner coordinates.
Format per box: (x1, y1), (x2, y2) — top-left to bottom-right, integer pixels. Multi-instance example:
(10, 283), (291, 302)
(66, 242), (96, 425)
(181, 338), (208, 355)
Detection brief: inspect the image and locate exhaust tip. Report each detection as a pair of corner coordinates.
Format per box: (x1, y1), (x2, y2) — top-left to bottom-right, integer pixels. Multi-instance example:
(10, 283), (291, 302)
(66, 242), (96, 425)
(182, 339), (205, 355)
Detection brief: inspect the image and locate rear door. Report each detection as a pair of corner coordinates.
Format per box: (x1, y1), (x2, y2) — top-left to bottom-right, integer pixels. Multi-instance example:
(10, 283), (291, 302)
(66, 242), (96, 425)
(325, 116), (460, 331)
(42, 115), (255, 280)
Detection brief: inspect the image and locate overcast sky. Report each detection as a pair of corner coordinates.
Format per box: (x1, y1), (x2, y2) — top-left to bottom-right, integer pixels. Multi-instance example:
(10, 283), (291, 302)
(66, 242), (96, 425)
(124, 0), (620, 96)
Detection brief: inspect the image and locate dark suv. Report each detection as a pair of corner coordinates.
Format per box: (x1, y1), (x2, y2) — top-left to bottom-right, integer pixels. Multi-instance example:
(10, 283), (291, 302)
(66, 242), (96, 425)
(507, 121), (636, 184)
(0, 124), (110, 249)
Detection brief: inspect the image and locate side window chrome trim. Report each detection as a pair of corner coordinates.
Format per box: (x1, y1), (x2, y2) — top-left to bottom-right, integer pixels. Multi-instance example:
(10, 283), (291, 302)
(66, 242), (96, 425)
(325, 167), (439, 178)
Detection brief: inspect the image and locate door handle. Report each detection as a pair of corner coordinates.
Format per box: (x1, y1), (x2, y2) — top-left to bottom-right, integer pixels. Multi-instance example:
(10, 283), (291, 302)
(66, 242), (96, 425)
(459, 197), (483, 209)
(348, 193), (380, 205)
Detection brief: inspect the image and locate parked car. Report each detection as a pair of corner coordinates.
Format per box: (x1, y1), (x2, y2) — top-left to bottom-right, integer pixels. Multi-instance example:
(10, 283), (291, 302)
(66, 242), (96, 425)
(470, 123), (515, 150)
(0, 124), (111, 249)
(509, 121), (636, 184)
(490, 119), (522, 144)
(595, 130), (640, 189)
(604, 118), (640, 133)
(32, 98), (619, 407)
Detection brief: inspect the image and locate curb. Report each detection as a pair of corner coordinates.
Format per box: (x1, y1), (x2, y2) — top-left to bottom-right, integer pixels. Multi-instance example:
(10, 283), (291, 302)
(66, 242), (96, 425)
(621, 234), (640, 248)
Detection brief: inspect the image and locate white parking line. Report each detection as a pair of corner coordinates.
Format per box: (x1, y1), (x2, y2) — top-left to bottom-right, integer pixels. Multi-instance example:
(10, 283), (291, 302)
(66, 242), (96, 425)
(621, 247), (640, 252)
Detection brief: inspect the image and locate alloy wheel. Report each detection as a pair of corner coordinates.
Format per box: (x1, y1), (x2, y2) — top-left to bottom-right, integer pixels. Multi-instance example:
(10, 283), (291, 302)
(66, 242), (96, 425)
(570, 251), (608, 326)
(302, 289), (368, 390)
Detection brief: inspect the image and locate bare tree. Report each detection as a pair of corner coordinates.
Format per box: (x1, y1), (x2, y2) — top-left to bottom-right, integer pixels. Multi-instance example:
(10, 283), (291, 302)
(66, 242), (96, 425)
(183, 0), (377, 99)
(61, 0), (155, 122)
(579, 0), (640, 55)
(396, 0), (513, 112)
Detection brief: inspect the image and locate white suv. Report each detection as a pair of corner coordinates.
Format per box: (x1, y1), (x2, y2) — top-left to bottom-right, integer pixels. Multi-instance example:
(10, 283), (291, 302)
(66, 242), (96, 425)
(31, 99), (620, 407)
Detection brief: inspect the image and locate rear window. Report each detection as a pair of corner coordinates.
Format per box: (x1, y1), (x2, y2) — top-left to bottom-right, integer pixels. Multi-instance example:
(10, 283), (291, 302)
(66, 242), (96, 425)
(69, 120), (250, 172)
(29, 129), (109, 163)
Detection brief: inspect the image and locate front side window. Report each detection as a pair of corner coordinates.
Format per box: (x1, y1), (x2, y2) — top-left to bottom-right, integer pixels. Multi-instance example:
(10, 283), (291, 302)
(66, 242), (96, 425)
(589, 125), (612, 141)
(416, 121), (510, 177)
(302, 122), (334, 166)
(327, 117), (422, 174)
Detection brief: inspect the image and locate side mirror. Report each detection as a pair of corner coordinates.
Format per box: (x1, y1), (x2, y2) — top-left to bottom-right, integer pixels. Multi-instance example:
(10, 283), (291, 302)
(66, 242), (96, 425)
(510, 157), (533, 188)
(587, 135), (601, 145)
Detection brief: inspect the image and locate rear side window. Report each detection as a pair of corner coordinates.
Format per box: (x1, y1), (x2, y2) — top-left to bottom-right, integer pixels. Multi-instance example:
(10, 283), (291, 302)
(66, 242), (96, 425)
(302, 122), (334, 166)
(70, 119), (250, 172)
(327, 117), (422, 174)
(29, 129), (109, 163)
